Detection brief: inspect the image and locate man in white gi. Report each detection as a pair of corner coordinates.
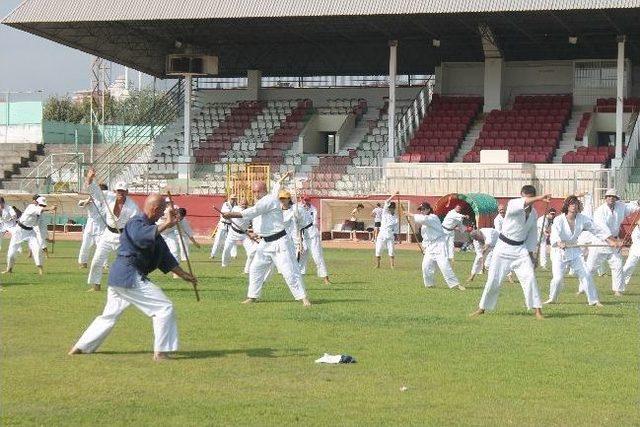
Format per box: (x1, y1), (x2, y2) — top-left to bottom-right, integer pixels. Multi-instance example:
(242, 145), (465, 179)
(471, 185), (550, 319)
(68, 193), (197, 361)
(586, 189), (640, 296)
(210, 195), (237, 259)
(536, 208), (556, 270)
(467, 228), (500, 283)
(221, 199), (254, 268)
(222, 172), (311, 306)
(0, 197), (18, 250)
(371, 203), (383, 242)
(86, 168), (140, 291)
(176, 208), (200, 262)
(298, 195), (330, 285)
(442, 205), (469, 262)
(407, 202), (463, 290)
(3, 196), (57, 275)
(77, 185), (108, 269)
(375, 193), (400, 269)
(545, 195), (615, 306)
(622, 218), (640, 291)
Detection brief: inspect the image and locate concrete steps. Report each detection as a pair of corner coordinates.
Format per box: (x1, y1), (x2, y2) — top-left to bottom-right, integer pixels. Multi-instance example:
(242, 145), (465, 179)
(453, 116), (484, 162)
(552, 110), (584, 163)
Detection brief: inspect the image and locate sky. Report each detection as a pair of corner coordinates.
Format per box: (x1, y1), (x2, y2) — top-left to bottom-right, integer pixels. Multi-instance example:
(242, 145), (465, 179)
(0, 0), (158, 98)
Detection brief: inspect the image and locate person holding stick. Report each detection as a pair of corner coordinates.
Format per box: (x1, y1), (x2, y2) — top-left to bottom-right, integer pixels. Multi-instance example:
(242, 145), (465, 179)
(0, 197), (18, 251)
(586, 189), (640, 297)
(3, 196), (57, 275)
(471, 185), (550, 319)
(210, 195), (238, 259)
(68, 193), (197, 361)
(221, 199), (255, 269)
(535, 208), (556, 270)
(406, 201), (463, 290)
(77, 186), (109, 269)
(85, 167), (140, 292)
(297, 195), (330, 285)
(176, 208), (200, 262)
(375, 193), (400, 269)
(545, 196), (616, 306)
(222, 172), (311, 306)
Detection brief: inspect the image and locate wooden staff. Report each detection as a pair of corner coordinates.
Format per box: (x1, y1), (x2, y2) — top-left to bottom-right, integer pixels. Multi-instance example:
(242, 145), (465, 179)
(564, 243), (615, 248)
(167, 191), (200, 302)
(51, 209), (57, 255)
(533, 199), (550, 268)
(404, 215), (424, 255)
(212, 206), (259, 243)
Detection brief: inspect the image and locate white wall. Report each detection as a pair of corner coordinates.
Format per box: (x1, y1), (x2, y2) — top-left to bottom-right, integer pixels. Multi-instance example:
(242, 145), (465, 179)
(439, 62), (484, 95)
(503, 60), (574, 101)
(0, 124), (43, 144)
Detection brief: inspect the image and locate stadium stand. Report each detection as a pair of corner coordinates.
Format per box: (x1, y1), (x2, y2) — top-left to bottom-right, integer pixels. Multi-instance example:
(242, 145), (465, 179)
(575, 113), (592, 141)
(562, 146), (616, 165)
(399, 95), (483, 163)
(463, 94), (572, 163)
(595, 97), (640, 113)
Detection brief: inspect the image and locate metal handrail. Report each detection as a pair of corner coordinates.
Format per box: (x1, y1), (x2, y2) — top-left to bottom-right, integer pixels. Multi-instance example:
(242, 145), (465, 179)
(615, 111), (640, 196)
(394, 77), (432, 156)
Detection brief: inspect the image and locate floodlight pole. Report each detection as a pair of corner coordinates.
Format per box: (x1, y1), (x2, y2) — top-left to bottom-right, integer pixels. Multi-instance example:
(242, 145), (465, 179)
(615, 35), (626, 161)
(388, 40), (398, 159)
(178, 75), (193, 181)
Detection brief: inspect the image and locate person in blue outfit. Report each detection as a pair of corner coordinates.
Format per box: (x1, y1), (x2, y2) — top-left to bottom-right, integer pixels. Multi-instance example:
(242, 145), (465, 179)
(68, 194), (197, 361)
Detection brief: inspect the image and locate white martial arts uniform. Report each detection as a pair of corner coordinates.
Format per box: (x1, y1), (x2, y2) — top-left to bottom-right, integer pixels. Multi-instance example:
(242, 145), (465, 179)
(622, 226), (640, 290)
(0, 205), (17, 250)
(548, 213), (609, 305)
(87, 183), (140, 286)
(158, 218), (181, 260)
(471, 228), (499, 275)
(221, 207), (254, 268)
(211, 201), (237, 258)
(536, 216), (552, 269)
(298, 203), (329, 278)
(413, 213), (460, 288)
(586, 200), (640, 292)
(78, 199), (107, 265)
(240, 184), (307, 301)
(372, 207), (383, 226)
(478, 197), (542, 311)
(6, 203), (45, 268)
(375, 202), (398, 257)
(494, 214), (504, 232)
(442, 210), (466, 259)
(177, 218), (194, 262)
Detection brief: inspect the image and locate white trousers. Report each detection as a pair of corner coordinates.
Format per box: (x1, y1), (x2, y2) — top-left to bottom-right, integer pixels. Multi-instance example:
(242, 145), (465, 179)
(247, 237), (306, 300)
(445, 231), (455, 260)
(586, 248), (624, 292)
(163, 235), (181, 262)
(88, 232), (120, 285)
(6, 226), (42, 268)
(211, 225), (236, 258)
(471, 249), (493, 275)
(375, 235), (394, 257)
(422, 241), (460, 288)
(221, 235), (252, 267)
(478, 243), (542, 311)
(78, 227), (104, 264)
(623, 252), (640, 290)
(73, 277), (178, 353)
(549, 252), (599, 305)
(299, 234), (328, 277)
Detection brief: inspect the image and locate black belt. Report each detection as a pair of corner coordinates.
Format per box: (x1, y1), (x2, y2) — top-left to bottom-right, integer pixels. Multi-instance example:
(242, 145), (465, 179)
(301, 223), (313, 232)
(499, 234), (525, 246)
(17, 221), (33, 231)
(263, 229), (287, 242)
(231, 225), (245, 234)
(107, 225), (124, 233)
(443, 226), (455, 231)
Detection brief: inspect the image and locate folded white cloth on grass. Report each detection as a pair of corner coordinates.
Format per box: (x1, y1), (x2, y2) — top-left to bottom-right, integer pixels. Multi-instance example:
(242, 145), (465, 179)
(314, 353), (356, 364)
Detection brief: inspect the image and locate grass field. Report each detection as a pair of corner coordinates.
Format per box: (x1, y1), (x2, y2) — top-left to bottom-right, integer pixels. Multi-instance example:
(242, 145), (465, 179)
(1, 241), (639, 426)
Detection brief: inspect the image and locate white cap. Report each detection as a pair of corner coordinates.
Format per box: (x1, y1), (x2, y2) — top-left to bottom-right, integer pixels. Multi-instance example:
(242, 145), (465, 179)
(604, 188), (619, 198)
(115, 181), (128, 191)
(36, 196), (47, 206)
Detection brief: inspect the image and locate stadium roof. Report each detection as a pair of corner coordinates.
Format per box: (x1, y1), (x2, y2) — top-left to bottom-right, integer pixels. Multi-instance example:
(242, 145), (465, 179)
(4, 0), (640, 77)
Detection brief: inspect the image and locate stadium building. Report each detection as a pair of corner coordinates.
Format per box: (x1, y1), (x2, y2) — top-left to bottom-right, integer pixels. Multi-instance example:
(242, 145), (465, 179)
(2, 0), (640, 234)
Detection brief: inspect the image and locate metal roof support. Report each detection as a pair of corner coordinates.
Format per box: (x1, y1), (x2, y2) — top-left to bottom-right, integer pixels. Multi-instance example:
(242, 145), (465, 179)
(178, 75), (193, 181)
(615, 35), (626, 162)
(387, 40), (398, 160)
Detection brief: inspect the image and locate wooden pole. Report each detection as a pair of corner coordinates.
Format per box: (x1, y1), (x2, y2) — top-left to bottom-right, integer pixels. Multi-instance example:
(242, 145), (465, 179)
(167, 191), (200, 302)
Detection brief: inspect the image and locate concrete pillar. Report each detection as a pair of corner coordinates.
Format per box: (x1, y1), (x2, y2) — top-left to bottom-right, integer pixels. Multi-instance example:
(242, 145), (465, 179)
(247, 69), (262, 100)
(615, 36), (626, 161)
(483, 58), (504, 112)
(178, 75), (193, 180)
(388, 40), (398, 159)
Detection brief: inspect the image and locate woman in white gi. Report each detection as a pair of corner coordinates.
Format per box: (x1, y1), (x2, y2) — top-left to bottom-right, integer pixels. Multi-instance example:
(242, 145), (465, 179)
(86, 168), (140, 291)
(441, 205), (469, 262)
(545, 196), (614, 307)
(472, 185), (550, 319)
(375, 193), (399, 269)
(297, 196), (330, 285)
(622, 218), (640, 292)
(467, 228), (499, 283)
(3, 196), (57, 275)
(407, 202), (463, 290)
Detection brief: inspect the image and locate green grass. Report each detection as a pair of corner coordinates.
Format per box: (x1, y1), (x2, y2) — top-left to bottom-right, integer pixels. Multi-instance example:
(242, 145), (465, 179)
(1, 241), (639, 426)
